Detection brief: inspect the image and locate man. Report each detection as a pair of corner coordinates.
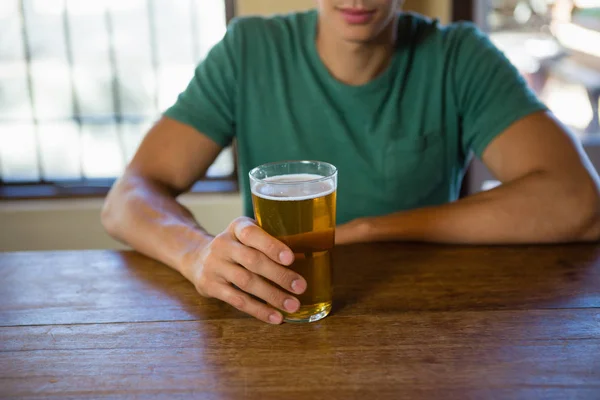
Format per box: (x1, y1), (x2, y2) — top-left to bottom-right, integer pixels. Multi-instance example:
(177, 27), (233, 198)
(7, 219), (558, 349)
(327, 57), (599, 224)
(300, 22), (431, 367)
(102, 0), (600, 325)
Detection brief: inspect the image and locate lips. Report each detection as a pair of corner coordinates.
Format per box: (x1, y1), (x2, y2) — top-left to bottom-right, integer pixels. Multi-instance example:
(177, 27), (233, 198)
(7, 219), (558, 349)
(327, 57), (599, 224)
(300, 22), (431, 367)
(338, 8), (376, 25)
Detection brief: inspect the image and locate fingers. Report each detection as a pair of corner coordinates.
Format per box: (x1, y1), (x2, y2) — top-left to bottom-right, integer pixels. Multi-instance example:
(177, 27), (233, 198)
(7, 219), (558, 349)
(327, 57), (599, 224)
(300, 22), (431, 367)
(191, 217), (310, 325)
(210, 282), (284, 325)
(221, 263), (301, 314)
(229, 242), (306, 295)
(231, 218), (295, 266)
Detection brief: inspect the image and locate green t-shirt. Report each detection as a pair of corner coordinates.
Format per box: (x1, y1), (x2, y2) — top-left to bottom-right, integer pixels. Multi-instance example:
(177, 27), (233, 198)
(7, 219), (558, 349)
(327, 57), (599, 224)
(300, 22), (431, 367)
(164, 10), (546, 225)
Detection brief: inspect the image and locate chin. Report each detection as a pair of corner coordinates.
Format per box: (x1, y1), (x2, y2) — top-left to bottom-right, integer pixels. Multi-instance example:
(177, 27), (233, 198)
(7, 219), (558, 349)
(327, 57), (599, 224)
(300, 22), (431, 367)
(338, 26), (380, 44)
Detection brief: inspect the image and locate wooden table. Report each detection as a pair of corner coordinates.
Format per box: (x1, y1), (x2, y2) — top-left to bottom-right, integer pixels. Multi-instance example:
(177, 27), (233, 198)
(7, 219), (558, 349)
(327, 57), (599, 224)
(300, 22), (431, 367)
(1, 244), (600, 399)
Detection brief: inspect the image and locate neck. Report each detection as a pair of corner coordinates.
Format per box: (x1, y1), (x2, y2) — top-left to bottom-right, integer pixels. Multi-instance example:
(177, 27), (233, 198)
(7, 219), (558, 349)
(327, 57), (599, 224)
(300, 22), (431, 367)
(316, 17), (398, 86)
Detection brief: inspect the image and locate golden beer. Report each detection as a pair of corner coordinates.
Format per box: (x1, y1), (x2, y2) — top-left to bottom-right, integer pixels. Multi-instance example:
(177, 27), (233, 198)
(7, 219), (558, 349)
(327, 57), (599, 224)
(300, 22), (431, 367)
(249, 162), (337, 323)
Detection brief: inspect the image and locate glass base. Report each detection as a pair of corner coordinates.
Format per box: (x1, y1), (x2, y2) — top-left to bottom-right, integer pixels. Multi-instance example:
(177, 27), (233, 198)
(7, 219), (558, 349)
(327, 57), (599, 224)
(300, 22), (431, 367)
(283, 302), (332, 324)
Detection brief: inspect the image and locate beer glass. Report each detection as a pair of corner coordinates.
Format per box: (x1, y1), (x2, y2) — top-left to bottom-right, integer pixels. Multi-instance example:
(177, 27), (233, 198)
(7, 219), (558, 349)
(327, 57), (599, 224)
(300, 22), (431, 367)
(249, 161), (337, 323)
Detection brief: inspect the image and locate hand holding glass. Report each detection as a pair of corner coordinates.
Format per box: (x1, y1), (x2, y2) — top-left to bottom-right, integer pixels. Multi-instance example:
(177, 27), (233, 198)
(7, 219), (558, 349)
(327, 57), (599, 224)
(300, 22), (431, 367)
(249, 161), (337, 323)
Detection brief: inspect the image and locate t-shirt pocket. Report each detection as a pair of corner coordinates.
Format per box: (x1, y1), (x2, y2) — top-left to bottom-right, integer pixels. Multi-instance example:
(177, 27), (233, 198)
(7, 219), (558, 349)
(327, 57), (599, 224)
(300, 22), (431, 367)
(384, 132), (446, 209)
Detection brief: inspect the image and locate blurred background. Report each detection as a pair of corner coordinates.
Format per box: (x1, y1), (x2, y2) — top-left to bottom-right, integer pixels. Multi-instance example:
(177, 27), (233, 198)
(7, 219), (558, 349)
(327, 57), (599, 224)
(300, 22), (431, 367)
(464, 0), (600, 191)
(0, 0), (599, 251)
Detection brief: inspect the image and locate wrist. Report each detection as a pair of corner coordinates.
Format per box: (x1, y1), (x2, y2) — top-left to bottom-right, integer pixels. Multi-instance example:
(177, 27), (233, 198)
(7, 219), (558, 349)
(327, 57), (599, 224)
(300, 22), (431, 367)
(356, 217), (377, 241)
(176, 229), (214, 282)
(362, 212), (413, 242)
(336, 217), (377, 245)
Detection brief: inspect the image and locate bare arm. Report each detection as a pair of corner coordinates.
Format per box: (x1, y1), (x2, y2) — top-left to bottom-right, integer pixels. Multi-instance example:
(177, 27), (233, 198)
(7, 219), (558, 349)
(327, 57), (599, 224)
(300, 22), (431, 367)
(102, 117), (306, 324)
(102, 117), (219, 268)
(336, 111), (600, 245)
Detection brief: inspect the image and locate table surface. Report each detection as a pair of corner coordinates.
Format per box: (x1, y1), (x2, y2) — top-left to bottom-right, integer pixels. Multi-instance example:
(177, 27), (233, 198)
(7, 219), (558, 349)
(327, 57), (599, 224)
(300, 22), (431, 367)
(1, 243), (600, 399)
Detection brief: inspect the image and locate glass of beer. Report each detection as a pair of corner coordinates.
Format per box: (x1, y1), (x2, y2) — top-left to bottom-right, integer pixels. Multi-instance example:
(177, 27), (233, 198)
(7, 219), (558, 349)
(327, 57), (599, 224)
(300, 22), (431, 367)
(249, 161), (337, 323)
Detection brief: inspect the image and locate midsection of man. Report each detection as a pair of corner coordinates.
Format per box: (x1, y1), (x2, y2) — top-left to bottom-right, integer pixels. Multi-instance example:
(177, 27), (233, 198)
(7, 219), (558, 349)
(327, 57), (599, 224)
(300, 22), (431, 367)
(165, 10), (545, 224)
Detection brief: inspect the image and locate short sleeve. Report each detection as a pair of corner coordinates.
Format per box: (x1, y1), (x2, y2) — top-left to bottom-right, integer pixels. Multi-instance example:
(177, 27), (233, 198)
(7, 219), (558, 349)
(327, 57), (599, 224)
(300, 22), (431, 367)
(163, 19), (241, 147)
(450, 24), (548, 158)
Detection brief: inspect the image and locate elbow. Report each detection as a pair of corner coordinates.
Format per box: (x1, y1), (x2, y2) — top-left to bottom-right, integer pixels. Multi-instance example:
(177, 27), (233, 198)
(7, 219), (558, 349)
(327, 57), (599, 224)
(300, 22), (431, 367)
(578, 211), (600, 243)
(101, 185), (124, 240)
(573, 180), (600, 242)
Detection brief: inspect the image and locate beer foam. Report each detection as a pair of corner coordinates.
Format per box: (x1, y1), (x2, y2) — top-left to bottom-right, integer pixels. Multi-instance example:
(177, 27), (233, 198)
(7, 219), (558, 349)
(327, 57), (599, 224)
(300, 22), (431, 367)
(252, 173), (335, 201)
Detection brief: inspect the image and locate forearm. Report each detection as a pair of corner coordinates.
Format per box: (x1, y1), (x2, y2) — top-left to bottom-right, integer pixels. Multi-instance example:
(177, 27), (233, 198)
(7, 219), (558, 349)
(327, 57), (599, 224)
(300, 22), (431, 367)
(101, 174), (213, 278)
(356, 171), (600, 244)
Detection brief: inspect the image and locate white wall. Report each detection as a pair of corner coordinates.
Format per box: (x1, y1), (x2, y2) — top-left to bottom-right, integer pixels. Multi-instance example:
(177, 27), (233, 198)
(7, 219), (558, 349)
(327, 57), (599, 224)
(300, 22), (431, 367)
(0, 194), (242, 251)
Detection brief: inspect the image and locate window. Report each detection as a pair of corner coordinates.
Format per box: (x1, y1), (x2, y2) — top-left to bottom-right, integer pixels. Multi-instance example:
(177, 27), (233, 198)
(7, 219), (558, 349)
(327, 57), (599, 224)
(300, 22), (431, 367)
(462, 0), (600, 194)
(0, 0), (235, 196)
(484, 0), (600, 138)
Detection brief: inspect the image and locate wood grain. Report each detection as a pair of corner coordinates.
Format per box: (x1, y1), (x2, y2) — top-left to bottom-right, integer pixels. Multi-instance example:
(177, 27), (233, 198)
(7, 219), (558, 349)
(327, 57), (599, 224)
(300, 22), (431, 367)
(1, 244), (599, 326)
(1, 244), (600, 399)
(2, 310), (599, 399)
